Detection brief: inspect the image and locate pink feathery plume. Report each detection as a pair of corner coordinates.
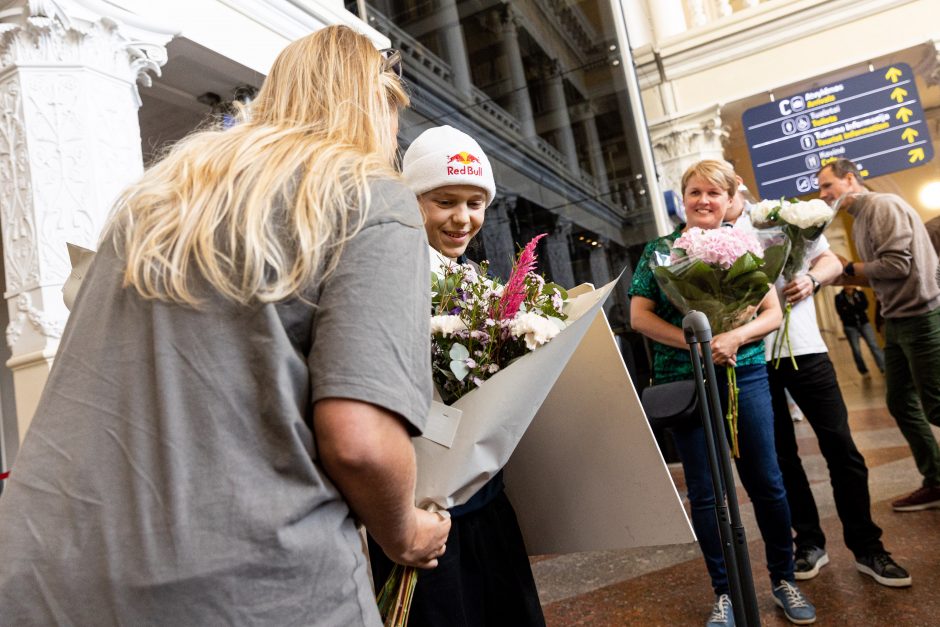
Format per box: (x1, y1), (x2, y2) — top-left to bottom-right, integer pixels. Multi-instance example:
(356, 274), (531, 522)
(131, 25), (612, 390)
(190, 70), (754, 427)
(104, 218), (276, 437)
(497, 233), (547, 319)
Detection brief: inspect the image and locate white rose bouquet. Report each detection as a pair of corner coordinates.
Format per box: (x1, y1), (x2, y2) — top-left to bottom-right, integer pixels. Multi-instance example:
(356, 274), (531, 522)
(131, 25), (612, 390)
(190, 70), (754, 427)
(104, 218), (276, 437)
(750, 197), (836, 367)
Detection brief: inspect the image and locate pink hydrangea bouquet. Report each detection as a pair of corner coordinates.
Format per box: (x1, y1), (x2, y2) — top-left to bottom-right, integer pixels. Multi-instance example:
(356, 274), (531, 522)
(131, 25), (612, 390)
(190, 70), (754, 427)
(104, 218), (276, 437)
(750, 198), (835, 368)
(652, 227), (789, 455)
(377, 234), (567, 627)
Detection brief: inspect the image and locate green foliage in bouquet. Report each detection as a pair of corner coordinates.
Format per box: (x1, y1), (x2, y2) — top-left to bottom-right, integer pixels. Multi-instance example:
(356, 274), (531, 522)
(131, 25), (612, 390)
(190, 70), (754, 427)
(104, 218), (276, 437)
(652, 243), (789, 335)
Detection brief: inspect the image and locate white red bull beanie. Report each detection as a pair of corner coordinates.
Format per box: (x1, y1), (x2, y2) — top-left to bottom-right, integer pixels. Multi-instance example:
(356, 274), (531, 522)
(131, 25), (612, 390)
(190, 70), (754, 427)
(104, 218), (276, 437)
(402, 125), (496, 206)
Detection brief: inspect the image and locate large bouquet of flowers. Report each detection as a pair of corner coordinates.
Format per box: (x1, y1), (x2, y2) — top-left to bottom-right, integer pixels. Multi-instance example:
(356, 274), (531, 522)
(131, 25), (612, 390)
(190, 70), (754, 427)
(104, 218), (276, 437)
(750, 198), (835, 367)
(378, 234), (568, 627)
(429, 235), (567, 403)
(651, 227), (789, 456)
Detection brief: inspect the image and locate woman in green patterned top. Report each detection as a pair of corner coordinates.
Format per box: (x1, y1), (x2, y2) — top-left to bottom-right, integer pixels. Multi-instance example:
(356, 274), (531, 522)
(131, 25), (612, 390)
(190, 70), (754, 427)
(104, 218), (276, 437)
(629, 160), (816, 626)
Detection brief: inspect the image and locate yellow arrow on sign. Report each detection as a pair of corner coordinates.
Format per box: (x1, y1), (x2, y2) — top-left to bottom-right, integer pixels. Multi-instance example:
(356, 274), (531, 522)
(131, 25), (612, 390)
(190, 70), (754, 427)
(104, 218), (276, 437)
(902, 128), (919, 143)
(908, 147), (925, 163)
(885, 67), (903, 83)
(891, 87), (908, 103)
(896, 107), (913, 123)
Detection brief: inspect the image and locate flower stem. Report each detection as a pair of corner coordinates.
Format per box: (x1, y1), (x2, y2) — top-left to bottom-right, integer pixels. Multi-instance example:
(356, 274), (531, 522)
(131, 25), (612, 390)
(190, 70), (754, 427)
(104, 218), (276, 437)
(376, 564), (418, 627)
(726, 365), (740, 458)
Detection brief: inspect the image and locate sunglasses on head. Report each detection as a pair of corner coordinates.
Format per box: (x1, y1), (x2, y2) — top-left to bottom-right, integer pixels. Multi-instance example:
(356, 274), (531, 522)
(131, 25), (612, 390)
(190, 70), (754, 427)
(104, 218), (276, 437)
(380, 48), (403, 77)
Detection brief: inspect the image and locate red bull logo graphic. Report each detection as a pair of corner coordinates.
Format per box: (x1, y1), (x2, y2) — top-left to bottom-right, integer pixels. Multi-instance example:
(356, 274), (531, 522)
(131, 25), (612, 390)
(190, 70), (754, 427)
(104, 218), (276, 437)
(446, 151), (484, 176)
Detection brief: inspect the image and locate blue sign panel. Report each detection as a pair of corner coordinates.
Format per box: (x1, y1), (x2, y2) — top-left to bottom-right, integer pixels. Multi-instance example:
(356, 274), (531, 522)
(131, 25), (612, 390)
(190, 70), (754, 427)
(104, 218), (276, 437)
(743, 63), (933, 200)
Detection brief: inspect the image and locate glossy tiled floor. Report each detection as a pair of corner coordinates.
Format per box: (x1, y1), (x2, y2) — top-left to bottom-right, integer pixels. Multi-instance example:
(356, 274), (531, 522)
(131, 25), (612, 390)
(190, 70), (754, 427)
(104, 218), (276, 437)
(532, 329), (940, 626)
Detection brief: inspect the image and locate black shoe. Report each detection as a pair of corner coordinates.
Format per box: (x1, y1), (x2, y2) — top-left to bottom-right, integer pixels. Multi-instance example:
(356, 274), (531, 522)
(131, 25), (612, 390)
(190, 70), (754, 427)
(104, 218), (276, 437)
(794, 545), (829, 581)
(855, 552), (912, 587)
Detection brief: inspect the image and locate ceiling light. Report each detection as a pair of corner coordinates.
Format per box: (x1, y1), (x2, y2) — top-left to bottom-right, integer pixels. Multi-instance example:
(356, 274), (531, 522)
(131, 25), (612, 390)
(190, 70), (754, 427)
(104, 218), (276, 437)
(920, 181), (940, 210)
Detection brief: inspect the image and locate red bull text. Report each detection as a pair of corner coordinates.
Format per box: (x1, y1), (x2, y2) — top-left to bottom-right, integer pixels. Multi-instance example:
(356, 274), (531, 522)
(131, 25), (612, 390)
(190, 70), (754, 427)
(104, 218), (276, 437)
(446, 151), (484, 176)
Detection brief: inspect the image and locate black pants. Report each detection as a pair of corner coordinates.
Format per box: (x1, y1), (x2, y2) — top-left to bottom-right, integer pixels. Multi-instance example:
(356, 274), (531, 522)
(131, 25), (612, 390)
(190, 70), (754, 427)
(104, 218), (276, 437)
(367, 490), (545, 627)
(769, 352), (884, 558)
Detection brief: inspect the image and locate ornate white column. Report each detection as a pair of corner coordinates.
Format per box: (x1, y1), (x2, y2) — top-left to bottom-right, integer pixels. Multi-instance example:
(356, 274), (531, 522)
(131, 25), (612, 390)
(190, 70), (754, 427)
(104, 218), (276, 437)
(588, 242), (612, 311)
(479, 194), (517, 281)
(0, 0), (173, 439)
(687, 0), (709, 27)
(646, 0), (688, 42)
(542, 60), (579, 172)
(571, 103), (609, 194)
(434, 0), (472, 100)
(649, 106), (728, 201)
(499, 8), (535, 138)
(622, 0), (652, 49)
(545, 219), (575, 290)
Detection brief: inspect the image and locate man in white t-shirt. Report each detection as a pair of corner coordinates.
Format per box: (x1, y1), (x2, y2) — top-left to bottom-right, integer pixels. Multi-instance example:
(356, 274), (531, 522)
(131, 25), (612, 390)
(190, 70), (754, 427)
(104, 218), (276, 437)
(726, 184), (911, 588)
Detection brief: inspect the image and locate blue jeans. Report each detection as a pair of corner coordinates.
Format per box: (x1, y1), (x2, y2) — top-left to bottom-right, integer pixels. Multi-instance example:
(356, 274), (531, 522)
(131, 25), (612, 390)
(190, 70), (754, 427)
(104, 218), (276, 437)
(670, 364), (795, 595)
(844, 322), (885, 373)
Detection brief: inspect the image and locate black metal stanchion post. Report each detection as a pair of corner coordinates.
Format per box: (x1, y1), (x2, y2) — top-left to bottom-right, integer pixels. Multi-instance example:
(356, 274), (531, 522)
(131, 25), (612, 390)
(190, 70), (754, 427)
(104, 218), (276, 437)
(683, 311), (761, 627)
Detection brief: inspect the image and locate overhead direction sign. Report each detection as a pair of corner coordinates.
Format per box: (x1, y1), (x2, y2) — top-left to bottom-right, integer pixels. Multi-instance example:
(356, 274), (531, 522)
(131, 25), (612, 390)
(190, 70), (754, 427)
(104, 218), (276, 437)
(743, 63), (933, 199)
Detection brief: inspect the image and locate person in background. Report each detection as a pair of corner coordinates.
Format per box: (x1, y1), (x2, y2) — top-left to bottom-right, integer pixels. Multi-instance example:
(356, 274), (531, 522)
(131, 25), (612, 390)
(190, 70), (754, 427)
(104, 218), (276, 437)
(0, 26), (451, 626)
(818, 158), (940, 512)
(726, 183), (910, 589)
(835, 286), (885, 375)
(925, 215), (940, 286)
(631, 160), (815, 626)
(368, 125), (545, 627)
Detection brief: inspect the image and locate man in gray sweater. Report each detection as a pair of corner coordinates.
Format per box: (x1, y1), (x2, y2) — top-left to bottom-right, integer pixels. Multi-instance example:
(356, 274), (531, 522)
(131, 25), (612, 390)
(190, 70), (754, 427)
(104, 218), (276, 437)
(818, 158), (940, 512)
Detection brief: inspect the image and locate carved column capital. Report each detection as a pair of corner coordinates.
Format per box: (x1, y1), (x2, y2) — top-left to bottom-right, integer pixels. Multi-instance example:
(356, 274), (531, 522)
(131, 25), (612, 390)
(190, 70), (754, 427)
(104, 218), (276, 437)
(498, 4), (523, 33)
(649, 105), (729, 195)
(919, 36), (940, 88)
(0, 0), (174, 86)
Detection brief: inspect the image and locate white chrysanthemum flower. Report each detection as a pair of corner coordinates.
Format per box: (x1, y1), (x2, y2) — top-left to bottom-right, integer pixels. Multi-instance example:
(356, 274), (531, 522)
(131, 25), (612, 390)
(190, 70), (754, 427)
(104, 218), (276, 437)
(508, 312), (561, 350)
(430, 315), (468, 337)
(778, 198), (834, 229)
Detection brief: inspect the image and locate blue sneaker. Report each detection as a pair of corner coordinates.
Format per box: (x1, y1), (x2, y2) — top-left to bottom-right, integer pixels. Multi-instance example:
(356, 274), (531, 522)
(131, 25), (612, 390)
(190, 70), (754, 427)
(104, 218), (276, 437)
(772, 580), (816, 624)
(706, 593), (734, 626)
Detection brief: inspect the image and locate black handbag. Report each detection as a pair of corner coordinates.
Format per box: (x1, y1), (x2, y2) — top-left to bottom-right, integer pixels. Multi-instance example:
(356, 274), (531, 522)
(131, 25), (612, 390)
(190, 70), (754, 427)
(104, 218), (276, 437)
(641, 379), (700, 430)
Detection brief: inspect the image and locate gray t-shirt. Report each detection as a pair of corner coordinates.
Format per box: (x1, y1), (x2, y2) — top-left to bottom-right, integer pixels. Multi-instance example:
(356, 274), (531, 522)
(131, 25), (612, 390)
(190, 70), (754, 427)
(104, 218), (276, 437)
(0, 179), (431, 626)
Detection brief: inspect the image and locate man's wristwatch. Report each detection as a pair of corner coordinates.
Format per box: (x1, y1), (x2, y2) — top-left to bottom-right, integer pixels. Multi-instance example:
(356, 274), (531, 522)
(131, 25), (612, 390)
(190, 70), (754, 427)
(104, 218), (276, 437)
(808, 273), (821, 294)
(844, 262), (856, 277)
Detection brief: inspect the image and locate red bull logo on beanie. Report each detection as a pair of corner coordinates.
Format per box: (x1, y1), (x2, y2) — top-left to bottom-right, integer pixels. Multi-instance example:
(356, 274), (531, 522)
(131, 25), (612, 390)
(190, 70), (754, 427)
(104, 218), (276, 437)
(446, 151), (484, 176)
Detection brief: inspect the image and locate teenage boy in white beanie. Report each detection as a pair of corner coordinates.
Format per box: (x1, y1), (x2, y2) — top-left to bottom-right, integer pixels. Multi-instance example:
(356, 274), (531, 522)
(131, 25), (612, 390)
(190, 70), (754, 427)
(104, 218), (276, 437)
(367, 125), (545, 627)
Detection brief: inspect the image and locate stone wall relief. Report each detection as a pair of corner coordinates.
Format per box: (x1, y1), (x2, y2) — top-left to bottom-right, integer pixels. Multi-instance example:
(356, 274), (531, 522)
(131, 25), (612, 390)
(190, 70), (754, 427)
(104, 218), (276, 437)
(0, 77), (39, 295)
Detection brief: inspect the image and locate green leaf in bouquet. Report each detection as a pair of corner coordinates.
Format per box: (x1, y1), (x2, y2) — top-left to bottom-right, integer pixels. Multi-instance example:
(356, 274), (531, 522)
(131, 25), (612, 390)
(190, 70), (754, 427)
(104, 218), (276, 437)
(728, 270), (770, 294)
(682, 260), (722, 294)
(543, 282), (568, 300)
(761, 243), (790, 284)
(448, 343), (470, 381)
(726, 251), (760, 282)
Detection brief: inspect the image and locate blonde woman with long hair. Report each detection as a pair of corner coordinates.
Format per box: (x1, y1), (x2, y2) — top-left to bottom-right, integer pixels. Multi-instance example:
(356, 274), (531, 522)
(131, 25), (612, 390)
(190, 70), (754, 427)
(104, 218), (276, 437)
(0, 26), (450, 626)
